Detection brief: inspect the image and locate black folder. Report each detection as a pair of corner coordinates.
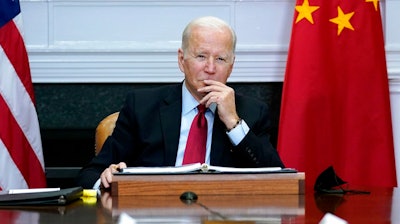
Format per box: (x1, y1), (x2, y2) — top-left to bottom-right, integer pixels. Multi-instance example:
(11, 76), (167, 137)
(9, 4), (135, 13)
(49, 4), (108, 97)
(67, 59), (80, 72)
(0, 187), (83, 206)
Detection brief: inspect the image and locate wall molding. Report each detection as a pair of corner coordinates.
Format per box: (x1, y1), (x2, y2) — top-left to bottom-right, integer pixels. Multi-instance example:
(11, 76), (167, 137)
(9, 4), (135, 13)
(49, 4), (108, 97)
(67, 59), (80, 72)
(28, 48), (289, 83)
(20, 0), (295, 83)
(21, 0), (400, 83)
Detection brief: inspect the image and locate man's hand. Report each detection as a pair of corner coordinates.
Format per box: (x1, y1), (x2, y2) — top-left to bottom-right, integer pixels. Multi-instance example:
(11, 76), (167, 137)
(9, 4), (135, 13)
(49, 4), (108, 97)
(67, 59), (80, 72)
(198, 79), (240, 130)
(100, 162), (127, 189)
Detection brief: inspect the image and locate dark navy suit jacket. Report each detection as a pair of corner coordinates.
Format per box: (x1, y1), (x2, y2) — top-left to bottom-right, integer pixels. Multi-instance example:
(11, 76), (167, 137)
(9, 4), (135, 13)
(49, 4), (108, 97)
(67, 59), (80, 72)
(76, 83), (284, 188)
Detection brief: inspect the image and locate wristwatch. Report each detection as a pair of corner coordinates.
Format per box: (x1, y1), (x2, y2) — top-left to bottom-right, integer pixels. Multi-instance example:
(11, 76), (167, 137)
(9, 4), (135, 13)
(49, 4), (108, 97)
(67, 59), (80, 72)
(226, 118), (242, 132)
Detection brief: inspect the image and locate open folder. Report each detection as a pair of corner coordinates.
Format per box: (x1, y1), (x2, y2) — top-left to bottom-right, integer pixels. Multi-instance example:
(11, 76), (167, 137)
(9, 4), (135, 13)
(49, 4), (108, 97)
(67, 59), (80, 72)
(0, 187), (83, 206)
(116, 163), (296, 175)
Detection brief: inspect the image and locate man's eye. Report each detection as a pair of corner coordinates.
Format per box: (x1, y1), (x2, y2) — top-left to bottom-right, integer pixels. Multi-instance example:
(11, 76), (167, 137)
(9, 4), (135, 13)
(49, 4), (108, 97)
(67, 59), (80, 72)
(217, 57), (226, 62)
(216, 57), (228, 64)
(197, 55), (206, 59)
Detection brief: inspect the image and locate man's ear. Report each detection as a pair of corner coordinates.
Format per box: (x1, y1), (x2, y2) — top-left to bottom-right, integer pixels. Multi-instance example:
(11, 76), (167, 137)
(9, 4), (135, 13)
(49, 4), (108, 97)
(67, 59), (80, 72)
(177, 48), (185, 73)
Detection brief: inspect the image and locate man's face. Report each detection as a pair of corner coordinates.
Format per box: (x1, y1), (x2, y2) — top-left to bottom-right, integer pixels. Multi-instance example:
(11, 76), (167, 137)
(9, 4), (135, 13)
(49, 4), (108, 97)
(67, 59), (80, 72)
(178, 26), (235, 102)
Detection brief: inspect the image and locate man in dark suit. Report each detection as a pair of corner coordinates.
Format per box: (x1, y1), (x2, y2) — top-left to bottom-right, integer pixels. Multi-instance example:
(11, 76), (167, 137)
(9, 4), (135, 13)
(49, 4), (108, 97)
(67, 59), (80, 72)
(76, 16), (284, 189)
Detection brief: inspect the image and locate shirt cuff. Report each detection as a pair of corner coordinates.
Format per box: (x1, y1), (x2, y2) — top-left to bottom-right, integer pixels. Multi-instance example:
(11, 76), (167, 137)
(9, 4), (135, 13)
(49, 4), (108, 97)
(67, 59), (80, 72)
(93, 178), (101, 190)
(226, 119), (250, 146)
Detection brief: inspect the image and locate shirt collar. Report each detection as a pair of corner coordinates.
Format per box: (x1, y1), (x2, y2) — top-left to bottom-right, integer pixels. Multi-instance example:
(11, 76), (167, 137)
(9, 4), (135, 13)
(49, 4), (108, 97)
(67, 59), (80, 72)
(182, 81), (216, 115)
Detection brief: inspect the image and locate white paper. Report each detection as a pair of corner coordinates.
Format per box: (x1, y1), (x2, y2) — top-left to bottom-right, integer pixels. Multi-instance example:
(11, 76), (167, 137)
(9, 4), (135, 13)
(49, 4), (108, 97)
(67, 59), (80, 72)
(120, 163), (284, 174)
(8, 188), (60, 194)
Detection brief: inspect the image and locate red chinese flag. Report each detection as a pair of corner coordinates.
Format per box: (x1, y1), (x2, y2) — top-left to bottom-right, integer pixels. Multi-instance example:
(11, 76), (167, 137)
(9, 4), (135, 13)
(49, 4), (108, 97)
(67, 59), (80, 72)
(278, 0), (397, 189)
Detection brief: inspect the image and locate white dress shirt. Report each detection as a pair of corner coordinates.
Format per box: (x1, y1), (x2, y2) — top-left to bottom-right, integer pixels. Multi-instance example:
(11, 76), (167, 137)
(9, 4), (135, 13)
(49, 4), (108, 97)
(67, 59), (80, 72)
(175, 82), (249, 166)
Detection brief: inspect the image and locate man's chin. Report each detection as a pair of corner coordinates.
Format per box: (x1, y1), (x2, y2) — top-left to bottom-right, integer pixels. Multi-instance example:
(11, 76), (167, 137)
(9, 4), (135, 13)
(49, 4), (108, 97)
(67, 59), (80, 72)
(196, 80), (207, 88)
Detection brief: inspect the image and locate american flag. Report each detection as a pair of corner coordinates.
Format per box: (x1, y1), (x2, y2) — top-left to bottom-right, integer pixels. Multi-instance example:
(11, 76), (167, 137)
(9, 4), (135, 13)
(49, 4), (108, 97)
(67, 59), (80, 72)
(0, 0), (46, 190)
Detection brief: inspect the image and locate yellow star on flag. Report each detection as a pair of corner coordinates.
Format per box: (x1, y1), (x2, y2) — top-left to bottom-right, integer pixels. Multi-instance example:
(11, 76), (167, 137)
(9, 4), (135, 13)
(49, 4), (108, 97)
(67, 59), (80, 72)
(329, 6), (355, 35)
(365, 0), (379, 11)
(295, 0), (320, 24)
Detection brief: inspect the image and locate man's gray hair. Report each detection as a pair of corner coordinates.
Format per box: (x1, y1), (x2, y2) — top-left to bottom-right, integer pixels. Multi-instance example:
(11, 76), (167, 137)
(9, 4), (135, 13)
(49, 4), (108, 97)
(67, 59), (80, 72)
(181, 16), (237, 54)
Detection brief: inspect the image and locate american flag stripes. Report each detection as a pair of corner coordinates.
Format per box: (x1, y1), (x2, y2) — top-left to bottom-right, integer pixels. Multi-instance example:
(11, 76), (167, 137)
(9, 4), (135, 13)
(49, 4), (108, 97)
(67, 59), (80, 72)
(0, 0), (46, 190)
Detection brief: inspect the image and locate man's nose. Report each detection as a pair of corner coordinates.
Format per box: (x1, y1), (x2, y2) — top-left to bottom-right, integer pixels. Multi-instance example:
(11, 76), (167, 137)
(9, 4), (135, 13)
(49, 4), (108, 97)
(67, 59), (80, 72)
(204, 58), (216, 74)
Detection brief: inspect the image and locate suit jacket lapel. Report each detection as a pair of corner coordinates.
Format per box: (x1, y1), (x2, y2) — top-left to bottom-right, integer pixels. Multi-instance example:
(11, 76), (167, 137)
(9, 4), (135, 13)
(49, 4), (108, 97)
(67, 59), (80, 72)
(210, 113), (232, 165)
(160, 84), (182, 166)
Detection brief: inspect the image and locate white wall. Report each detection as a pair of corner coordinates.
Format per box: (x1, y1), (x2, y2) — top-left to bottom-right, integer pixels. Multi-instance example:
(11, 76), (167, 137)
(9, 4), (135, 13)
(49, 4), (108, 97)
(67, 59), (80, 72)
(20, 0), (400, 182)
(21, 0), (295, 83)
(386, 0), (400, 184)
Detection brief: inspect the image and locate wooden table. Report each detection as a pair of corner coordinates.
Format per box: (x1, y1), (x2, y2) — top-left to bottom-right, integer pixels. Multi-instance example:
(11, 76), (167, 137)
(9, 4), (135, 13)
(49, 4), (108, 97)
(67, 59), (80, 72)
(111, 172), (305, 196)
(0, 187), (397, 223)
